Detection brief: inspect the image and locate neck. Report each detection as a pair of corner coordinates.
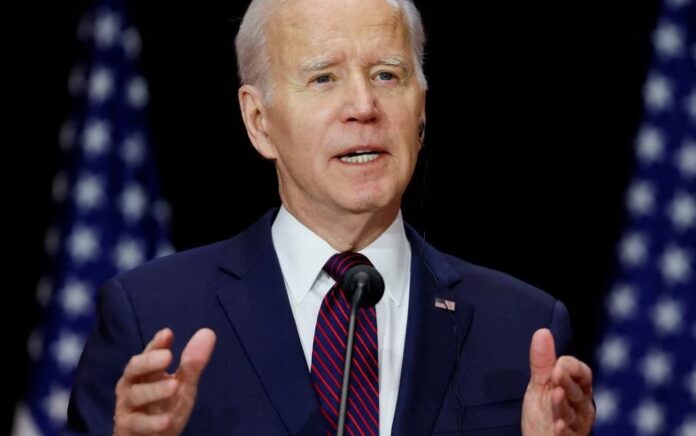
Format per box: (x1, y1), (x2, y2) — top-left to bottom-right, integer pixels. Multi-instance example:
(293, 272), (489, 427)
(282, 202), (399, 252)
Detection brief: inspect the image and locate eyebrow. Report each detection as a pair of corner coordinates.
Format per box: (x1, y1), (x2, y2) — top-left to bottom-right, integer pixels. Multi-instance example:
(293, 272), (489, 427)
(375, 56), (409, 70)
(299, 55), (410, 75)
(300, 57), (339, 74)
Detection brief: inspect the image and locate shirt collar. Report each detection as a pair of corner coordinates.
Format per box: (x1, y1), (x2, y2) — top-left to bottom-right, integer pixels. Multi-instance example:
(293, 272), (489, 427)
(271, 205), (410, 307)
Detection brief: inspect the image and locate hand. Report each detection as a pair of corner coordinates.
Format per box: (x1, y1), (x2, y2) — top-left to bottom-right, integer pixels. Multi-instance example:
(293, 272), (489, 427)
(114, 328), (216, 436)
(522, 329), (594, 436)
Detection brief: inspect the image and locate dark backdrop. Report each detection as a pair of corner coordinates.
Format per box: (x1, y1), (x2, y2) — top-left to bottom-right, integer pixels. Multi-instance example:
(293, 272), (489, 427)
(6, 0), (660, 432)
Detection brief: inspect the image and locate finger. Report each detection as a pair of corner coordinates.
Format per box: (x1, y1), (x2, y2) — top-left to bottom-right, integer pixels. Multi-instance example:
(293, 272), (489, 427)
(177, 328), (217, 389)
(551, 365), (585, 404)
(123, 349), (173, 381)
(118, 411), (172, 434)
(143, 328), (174, 353)
(554, 356), (593, 394)
(529, 328), (557, 387)
(551, 386), (576, 425)
(125, 377), (179, 409)
(553, 419), (568, 436)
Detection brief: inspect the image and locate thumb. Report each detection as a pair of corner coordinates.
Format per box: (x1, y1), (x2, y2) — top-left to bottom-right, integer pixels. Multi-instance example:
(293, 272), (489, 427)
(178, 328), (217, 387)
(529, 328), (556, 387)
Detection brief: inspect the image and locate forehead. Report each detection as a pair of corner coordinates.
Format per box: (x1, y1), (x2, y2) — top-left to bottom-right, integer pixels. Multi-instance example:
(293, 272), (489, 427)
(267, 0), (411, 65)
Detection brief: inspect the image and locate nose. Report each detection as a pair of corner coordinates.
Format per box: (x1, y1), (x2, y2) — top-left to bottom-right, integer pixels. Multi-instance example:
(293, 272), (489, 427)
(340, 75), (379, 124)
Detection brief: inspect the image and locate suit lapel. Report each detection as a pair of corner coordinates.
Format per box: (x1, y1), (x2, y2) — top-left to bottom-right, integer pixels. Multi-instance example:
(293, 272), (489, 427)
(392, 229), (475, 435)
(214, 211), (326, 435)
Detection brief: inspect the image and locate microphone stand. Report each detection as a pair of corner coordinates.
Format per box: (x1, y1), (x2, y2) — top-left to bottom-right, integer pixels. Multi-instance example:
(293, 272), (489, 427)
(336, 282), (364, 436)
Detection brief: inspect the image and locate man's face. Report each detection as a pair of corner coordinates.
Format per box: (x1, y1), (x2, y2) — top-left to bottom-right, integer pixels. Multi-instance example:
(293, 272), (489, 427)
(260, 0), (425, 219)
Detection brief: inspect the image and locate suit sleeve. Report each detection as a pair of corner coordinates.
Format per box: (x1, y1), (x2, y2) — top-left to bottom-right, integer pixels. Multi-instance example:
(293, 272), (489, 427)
(549, 299), (574, 356)
(63, 279), (144, 436)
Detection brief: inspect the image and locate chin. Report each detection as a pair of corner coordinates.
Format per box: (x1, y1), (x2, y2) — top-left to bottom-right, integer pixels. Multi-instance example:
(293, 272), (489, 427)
(339, 192), (399, 215)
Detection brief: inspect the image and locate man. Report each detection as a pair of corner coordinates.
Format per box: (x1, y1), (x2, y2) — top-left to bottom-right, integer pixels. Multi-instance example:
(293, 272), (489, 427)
(66, 0), (595, 434)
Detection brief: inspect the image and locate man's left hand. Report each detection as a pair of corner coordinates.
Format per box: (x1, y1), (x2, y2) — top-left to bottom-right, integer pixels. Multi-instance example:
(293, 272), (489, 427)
(521, 328), (595, 435)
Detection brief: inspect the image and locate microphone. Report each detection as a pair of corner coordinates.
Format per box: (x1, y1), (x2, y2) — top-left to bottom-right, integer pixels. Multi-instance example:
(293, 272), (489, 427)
(336, 264), (385, 436)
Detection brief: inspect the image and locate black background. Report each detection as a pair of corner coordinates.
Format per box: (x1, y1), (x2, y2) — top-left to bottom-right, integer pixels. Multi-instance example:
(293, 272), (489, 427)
(6, 0), (660, 431)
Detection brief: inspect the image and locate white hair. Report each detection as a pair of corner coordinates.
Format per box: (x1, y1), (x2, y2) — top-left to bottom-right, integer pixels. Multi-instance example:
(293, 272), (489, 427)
(234, 0), (427, 101)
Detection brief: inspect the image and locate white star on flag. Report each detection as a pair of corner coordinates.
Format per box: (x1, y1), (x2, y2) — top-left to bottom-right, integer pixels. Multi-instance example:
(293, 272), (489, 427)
(82, 119), (111, 156)
(651, 297), (685, 335)
(644, 74), (673, 112)
(51, 332), (85, 371)
(632, 400), (665, 435)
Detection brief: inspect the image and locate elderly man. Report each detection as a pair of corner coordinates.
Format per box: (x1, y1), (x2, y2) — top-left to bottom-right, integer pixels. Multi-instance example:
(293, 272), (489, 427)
(66, 0), (595, 434)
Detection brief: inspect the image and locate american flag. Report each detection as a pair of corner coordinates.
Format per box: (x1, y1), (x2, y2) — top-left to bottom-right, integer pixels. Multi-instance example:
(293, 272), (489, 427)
(12, 0), (172, 434)
(593, 0), (696, 434)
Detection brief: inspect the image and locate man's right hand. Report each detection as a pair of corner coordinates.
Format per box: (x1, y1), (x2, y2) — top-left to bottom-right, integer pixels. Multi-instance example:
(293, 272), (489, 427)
(114, 327), (216, 436)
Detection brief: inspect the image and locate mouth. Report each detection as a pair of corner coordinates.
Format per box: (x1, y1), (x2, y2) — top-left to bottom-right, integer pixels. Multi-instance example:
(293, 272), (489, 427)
(336, 146), (386, 164)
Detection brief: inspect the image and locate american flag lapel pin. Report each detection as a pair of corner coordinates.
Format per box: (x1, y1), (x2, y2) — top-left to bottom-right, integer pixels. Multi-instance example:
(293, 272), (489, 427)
(434, 298), (455, 311)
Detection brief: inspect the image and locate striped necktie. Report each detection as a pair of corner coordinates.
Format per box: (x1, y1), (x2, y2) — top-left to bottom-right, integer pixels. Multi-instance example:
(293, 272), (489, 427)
(311, 251), (379, 435)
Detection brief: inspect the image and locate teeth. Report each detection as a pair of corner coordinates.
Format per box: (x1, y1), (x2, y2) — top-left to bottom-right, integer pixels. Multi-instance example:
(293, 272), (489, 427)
(340, 153), (380, 164)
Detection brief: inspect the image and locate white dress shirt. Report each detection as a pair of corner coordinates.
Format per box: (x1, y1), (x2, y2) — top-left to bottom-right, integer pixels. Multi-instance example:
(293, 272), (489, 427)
(271, 206), (411, 435)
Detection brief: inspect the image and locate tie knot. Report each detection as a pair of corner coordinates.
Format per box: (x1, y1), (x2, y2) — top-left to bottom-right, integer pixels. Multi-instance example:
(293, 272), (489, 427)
(323, 251), (373, 282)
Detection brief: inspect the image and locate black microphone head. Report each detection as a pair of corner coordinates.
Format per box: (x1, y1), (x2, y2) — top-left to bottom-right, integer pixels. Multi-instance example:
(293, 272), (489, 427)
(340, 264), (385, 308)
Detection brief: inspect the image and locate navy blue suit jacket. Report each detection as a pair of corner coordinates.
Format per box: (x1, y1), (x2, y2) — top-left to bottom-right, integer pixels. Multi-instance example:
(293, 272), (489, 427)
(65, 210), (572, 435)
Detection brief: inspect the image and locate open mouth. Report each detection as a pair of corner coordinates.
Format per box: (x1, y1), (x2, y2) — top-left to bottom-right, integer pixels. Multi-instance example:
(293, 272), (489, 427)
(338, 150), (383, 164)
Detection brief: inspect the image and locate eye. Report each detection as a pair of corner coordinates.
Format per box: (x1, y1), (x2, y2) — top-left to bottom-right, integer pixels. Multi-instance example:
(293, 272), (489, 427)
(376, 71), (396, 81)
(311, 74), (333, 84)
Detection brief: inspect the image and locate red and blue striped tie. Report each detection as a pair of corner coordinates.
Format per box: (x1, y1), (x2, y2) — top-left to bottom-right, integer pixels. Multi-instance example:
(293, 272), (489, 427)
(311, 252), (379, 435)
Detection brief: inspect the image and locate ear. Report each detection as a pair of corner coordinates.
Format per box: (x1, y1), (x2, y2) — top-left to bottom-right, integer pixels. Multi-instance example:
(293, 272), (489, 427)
(238, 84), (278, 160)
(417, 92), (427, 148)
(418, 116), (426, 145)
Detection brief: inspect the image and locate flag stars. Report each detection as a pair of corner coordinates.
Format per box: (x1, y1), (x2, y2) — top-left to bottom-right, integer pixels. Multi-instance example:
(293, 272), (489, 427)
(666, 0), (692, 7)
(632, 400), (665, 435)
(43, 386), (70, 425)
(88, 67), (114, 103)
(36, 276), (53, 307)
(598, 336), (630, 371)
(653, 21), (684, 58)
(636, 126), (665, 163)
(651, 298), (684, 335)
(676, 140), (696, 178)
(74, 173), (105, 211)
(686, 368), (696, 401)
(113, 238), (145, 272)
(60, 279), (92, 317)
(668, 191), (696, 231)
(119, 184), (148, 223)
(686, 88), (696, 121)
(67, 225), (100, 263)
(127, 76), (149, 108)
(27, 330), (43, 361)
(94, 11), (121, 48)
(121, 134), (145, 166)
(121, 28), (141, 59)
(644, 74), (674, 112)
(59, 120), (76, 151)
(640, 350), (673, 387)
(76, 14), (93, 42)
(153, 200), (172, 224)
(659, 245), (691, 285)
(52, 171), (69, 204)
(82, 119), (111, 157)
(607, 284), (638, 319)
(594, 388), (619, 423)
(620, 232), (649, 267)
(44, 225), (61, 257)
(627, 181), (657, 215)
(676, 418), (696, 436)
(51, 332), (85, 371)
(68, 65), (85, 97)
